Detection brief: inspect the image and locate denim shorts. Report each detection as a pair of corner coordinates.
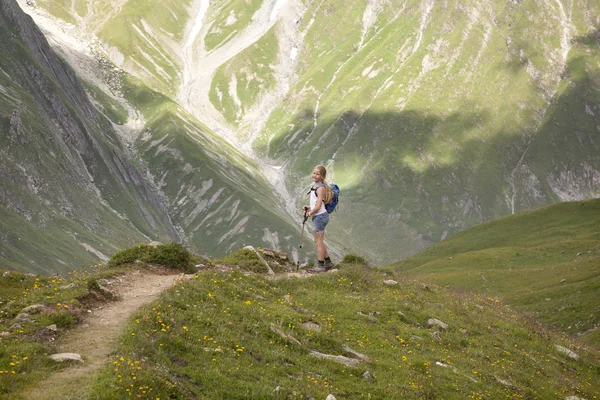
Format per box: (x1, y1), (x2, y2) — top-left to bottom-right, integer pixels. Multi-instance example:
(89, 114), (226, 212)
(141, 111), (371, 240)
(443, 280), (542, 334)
(312, 212), (329, 232)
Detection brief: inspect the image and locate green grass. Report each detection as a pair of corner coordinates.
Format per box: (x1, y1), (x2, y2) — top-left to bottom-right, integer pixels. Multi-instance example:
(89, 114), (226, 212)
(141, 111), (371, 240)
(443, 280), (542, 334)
(204, 0), (263, 52)
(108, 242), (196, 273)
(89, 263), (600, 399)
(83, 81), (128, 125)
(0, 243), (199, 399)
(388, 199), (600, 339)
(209, 28), (279, 127)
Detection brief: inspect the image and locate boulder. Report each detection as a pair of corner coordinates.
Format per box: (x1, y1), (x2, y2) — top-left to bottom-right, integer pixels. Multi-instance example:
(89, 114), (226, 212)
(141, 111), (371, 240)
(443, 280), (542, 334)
(427, 318), (448, 329)
(21, 304), (45, 314)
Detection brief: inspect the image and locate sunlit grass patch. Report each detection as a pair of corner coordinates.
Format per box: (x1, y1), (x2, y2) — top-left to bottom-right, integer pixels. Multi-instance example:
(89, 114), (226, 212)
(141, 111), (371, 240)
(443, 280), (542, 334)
(90, 265), (600, 399)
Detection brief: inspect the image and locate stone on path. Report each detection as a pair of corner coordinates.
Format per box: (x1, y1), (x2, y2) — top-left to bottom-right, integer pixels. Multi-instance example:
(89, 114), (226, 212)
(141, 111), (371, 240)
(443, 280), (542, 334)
(49, 353), (84, 363)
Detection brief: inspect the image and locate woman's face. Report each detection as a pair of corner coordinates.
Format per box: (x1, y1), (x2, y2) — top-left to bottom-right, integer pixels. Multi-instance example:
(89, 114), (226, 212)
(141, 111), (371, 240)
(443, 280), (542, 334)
(312, 168), (323, 183)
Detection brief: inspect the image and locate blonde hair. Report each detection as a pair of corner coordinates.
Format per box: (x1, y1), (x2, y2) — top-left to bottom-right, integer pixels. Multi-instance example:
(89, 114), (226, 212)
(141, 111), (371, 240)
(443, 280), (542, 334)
(313, 165), (333, 204)
(314, 165), (327, 183)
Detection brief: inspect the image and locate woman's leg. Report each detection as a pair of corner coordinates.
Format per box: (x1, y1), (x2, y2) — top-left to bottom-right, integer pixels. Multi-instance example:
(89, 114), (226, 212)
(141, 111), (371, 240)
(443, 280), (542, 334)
(314, 231), (328, 260)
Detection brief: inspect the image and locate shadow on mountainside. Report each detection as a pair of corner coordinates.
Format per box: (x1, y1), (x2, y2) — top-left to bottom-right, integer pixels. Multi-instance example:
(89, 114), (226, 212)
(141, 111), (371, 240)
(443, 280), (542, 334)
(262, 57), (599, 264)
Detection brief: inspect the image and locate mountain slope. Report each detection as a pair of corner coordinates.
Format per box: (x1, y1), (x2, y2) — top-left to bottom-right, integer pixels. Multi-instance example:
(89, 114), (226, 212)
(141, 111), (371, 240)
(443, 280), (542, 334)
(0, 0), (306, 274)
(9, 0), (600, 266)
(0, 0), (180, 274)
(389, 199), (600, 339)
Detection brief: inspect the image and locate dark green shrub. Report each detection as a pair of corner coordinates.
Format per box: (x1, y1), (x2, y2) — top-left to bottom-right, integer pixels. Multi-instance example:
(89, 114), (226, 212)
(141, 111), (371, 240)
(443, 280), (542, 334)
(107, 243), (194, 272)
(147, 243), (194, 272)
(107, 247), (143, 267)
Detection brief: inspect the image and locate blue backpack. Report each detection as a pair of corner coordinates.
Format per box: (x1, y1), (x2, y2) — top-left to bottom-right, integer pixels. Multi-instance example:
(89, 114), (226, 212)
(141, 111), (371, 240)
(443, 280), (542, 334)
(313, 183), (340, 213)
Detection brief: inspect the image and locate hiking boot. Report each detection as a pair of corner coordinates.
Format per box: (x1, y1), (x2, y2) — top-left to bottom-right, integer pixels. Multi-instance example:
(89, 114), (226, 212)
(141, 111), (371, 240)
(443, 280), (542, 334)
(324, 260), (335, 270)
(308, 262), (327, 273)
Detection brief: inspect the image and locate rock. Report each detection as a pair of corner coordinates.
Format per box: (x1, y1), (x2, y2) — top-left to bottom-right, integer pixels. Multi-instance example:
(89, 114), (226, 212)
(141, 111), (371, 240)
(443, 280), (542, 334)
(263, 248), (288, 260)
(431, 331), (442, 341)
(95, 284), (117, 301)
(326, 395), (337, 400)
(383, 280), (398, 285)
(555, 345), (579, 360)
(14, 313), (33, 323)
(564, 396), (586, 400)
(301, 321), (321, 332)
(270, 325), (302, 346)
(460, 329), (468, 335)
(362, 370), (374, 382)
(195, 263), (207, 269)
(45, 324), (58, 333)
(560, 279), (567, 283)
(427, 318), (448, 329)
(9, 323), (22, 331)
(495, 376), (516, 389)
(1, 331), (10, 338)
(49, 353), (83, 362)
(2, 271), (10, 277)
(59, 283), (76, 290)
(342, 344), (370, 362)
(309, 350), (360, 367)
(21, 304), (44, 314)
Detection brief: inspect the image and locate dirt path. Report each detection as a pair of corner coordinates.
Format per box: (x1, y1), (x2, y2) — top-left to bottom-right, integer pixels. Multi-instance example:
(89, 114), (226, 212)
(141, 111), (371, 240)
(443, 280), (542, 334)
(22, 270), (186, 400)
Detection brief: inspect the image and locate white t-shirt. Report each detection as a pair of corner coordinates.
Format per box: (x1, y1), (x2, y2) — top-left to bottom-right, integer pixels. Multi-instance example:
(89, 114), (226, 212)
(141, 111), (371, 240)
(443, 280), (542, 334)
(310, 185), (327, 215)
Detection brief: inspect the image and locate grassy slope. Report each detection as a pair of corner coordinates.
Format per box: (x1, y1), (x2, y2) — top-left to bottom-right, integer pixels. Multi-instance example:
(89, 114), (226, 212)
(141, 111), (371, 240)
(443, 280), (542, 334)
(121, 74), (301, 258)
(0, 243), (199, 399)
(388, 199), (600, 338)
(88, 264), (599, 399)
(0, 4), (176, 275)
(254, 0), (600, 265)
(209, 27), (279, 127)
(2, 245), (599, 399)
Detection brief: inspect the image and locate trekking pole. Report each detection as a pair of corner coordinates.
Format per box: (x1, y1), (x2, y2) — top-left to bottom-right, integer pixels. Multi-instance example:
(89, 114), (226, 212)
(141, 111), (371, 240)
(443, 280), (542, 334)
(297, 212), (309, 271)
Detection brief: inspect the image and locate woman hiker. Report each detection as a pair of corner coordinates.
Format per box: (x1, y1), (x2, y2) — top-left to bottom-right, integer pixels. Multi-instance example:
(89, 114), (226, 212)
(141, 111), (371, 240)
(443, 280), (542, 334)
(303, 165), (334, 272)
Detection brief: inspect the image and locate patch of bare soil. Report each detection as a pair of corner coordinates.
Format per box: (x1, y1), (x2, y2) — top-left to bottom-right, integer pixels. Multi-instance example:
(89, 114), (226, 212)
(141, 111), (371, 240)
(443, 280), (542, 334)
(22, 270), (187, 400)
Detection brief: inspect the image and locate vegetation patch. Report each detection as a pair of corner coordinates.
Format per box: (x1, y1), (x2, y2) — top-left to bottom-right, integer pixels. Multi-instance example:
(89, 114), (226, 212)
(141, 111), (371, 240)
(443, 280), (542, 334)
(215, 248), (270, 273)
(108, 242), (196, 273)
(89, 267), (600, 399)
(389, 199), (600, 343)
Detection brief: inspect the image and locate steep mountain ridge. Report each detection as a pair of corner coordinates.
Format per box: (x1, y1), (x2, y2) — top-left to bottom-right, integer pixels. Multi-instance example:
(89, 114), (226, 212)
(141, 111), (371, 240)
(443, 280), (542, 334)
(0, 0), (181, 273)
(1, 0), (306, 274)
(3, 0), (600, 271)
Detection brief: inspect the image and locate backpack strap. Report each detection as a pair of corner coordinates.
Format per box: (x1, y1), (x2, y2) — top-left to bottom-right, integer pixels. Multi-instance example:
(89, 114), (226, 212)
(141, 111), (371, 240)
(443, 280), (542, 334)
(308, 183), (325, 197)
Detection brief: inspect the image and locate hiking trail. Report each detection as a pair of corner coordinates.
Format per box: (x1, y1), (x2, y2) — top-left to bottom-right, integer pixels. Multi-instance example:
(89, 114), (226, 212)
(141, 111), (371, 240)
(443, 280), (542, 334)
(21, 270), (187, 400)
